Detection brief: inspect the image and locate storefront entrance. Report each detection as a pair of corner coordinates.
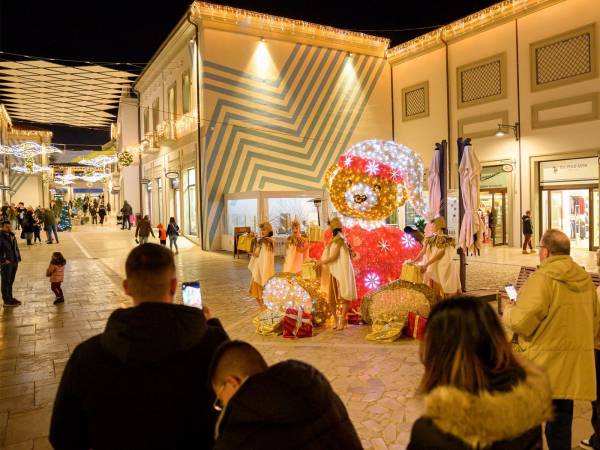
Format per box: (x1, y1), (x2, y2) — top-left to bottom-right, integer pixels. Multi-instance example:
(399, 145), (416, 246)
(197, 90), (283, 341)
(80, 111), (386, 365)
(480, 190), (508, 246)
(538, 157), (600, 251)
(541, 186), (598, 250)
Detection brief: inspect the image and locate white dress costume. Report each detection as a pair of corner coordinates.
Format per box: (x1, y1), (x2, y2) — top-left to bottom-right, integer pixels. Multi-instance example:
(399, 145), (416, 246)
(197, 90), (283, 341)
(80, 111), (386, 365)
(248, 238), (275, 297)
(423, 234), (461, 295)
(283, 235), (308, 274)
(322, 234), (358, 301)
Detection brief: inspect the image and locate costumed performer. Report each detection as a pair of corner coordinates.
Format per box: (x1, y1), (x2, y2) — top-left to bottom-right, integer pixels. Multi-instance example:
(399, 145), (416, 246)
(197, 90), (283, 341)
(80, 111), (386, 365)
(412, 216), (461, 299)
(248, 222), (275, 309)
(316, 217), (357, 330)
(282, 218), (309, 274)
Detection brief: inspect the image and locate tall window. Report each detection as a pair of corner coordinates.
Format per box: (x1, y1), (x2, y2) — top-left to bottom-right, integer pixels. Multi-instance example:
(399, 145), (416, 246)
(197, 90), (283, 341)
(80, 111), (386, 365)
(157, 177), (163, 225)
(143, 107), (149, 135)
(182, 71), (191, 114)
(184, 168), (197, 235)
(168, 84), (176, 121)
(152, 98), (160, 132)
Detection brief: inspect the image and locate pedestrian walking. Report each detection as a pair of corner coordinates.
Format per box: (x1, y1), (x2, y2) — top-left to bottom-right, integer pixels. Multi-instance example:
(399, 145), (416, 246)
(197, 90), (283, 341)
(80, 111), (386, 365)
(90, 203), (98, 225)
(0, 221), (21, 307)
(50, 244), (228, 450)
(98, 203), (106, 225)
(121, 201), (132, 230)
(44, 208), (59, 244)
(46, 252), (66, 305)
(16, 202), (25, 230)
(21, 208), (34, 245)
(33, 208), (42, 244)
(210, 340), (362, 450)
(504, 229), (600, 450)
(522, 210), (534, 254)
(157, 224), (167, 246)
(107, 202), (111, 215)
(135, 215), (154, 245)
(7, 204), (17, 231)
(406, 298), (552, 450)
(167, 217), (180, 254)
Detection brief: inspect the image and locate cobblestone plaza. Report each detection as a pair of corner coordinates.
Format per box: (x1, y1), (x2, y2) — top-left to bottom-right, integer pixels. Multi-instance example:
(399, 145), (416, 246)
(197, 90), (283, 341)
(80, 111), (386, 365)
(0, 225), (596, 449)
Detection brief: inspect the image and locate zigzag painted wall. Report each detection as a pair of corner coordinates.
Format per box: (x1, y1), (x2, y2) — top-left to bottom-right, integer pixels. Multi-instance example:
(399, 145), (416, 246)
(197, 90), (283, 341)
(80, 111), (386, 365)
(201, 29), (392, 248)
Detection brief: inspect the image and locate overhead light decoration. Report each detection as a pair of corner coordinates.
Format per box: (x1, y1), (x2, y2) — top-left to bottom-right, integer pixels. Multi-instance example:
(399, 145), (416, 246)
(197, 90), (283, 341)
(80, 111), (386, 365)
(79, 172), (110, 183)
(79, 154), (118, 167)
(12, 162), (52, 174)
(0, 142), (62, 159)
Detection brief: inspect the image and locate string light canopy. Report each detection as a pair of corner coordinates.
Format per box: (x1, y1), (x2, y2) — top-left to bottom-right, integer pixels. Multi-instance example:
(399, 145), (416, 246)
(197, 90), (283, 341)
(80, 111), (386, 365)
(0, 60), (135, 128)
(0, 141), (62, 159)
(12, 163), (52, 174)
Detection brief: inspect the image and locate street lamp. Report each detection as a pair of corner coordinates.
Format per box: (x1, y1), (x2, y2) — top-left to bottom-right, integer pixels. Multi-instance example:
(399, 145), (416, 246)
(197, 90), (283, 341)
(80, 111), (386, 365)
(495, 122), (520, 141)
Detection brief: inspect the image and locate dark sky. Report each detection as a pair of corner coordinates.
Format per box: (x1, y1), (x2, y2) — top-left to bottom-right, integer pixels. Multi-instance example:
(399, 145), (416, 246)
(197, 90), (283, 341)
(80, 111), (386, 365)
(0, 0), (497, 148)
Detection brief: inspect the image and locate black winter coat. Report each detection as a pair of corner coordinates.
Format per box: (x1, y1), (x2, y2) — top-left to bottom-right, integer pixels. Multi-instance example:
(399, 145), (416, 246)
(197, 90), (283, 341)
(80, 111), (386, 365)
(522, 215), (533, 235)
(21, 212), (34, 233)
(0, 231), (21, 263)
(49, 302), (229, 450)
(406, 361), (552, 450)
(214, 359), (362, 450)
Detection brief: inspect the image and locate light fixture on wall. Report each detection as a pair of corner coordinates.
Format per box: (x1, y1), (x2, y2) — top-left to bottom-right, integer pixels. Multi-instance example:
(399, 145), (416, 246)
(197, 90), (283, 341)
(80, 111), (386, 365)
(165, 171), (179, 180)
(495, 122), (520, 141)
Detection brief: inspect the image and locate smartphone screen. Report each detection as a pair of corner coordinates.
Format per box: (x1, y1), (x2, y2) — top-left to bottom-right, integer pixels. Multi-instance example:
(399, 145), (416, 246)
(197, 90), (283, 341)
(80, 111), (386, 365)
(182, 281), (202, 309)
(504, 284), (517, 302)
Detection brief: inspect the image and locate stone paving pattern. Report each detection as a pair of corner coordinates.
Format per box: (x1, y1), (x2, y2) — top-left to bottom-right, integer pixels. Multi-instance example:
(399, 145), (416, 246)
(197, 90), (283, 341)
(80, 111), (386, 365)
(0, 224), (595, 449)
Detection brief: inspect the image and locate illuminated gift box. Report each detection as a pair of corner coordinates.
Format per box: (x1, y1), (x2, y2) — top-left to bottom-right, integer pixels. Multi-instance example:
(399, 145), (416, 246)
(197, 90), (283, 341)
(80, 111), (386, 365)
(308, 225), (324, 242)
(301, 261), (319, 280)
(283, 307), (313, 338)
(400, 262), (423, 284)
(237, 234), (255, 253)
(405, 312), (427, 340)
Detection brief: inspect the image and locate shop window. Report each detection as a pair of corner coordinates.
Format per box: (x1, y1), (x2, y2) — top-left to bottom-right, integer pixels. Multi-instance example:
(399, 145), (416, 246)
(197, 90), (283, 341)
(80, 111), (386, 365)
(183, 168), (197, 235)
(267, 197), (319, 235)
(227, 198), (258, 235)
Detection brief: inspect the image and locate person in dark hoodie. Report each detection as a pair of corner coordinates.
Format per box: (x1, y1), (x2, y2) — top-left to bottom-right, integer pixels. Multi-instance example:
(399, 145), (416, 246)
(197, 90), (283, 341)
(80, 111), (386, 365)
(209, 340), (362, 450)
(49, 243), (229, 450)
(407, 297), (553, 450)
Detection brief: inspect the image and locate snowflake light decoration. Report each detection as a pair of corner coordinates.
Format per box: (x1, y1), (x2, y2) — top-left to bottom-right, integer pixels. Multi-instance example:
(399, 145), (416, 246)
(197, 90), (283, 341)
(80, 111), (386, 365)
(364, 272), (381, 290)
(365, 160), (380, 176)
(401, 234), (417, 249)
(343, 155), (353, 167)
(378, 239), (390, 252)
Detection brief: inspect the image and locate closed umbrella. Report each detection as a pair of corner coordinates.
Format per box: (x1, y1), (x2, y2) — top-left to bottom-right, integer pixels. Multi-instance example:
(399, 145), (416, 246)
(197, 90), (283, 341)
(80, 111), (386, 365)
(458, 144), (483, 253)
(425, 149), (442, 236)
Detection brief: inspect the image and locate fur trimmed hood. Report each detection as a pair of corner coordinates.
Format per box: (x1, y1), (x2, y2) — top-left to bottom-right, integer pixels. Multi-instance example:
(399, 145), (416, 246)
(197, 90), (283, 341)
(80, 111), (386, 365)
(423, 359), (553, 449)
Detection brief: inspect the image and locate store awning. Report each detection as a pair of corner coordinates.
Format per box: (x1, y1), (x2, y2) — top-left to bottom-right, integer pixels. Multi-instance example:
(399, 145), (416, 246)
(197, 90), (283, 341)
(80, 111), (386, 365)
(0, 60), (135, 128)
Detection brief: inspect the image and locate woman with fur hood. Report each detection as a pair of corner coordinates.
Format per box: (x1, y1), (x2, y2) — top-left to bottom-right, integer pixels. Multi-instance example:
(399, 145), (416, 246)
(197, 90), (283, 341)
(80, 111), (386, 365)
(407, 297), (553, 450)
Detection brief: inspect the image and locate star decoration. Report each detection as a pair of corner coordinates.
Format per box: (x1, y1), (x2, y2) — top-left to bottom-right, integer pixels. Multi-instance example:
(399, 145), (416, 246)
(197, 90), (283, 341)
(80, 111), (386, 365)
(401, 234), (417, 249)
(391, 168), (401, 181)
(378, 239), (390, 252)
(365, 160), (380, 176)
(343, 155), (353, 167)
(364, 272), (381, 290)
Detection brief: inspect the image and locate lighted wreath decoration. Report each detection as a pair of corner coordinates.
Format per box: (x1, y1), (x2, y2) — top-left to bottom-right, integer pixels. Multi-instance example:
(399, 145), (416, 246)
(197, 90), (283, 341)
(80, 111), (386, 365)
(118, 151), (133, 167)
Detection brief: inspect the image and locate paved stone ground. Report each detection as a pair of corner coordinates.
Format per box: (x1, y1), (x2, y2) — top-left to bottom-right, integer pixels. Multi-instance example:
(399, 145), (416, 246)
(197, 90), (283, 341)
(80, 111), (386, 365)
(0, 224), (595, 449)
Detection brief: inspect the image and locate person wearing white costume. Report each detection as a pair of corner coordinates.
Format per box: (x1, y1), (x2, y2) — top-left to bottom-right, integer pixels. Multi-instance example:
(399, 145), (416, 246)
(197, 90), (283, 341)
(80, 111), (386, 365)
(283, 218), (309, 274)
(248, 222), (275, 309)
(413, 216), (461, 299)
(317, 217), (357, 331)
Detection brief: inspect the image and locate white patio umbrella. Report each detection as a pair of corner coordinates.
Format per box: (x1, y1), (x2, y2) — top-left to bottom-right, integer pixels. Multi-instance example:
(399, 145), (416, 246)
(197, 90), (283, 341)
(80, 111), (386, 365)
(458, 144), (483, 252)
(424, 150), (441, 236)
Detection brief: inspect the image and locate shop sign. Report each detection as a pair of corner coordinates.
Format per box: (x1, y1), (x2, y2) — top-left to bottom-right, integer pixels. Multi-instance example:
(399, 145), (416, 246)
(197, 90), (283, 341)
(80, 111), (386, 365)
(540, 157), (599, 185)
(480, 166), (508, 190)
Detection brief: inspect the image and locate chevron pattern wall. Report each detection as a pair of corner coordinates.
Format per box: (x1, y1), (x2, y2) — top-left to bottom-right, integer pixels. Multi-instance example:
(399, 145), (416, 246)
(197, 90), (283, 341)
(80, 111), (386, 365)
(202, 43), (387, 248)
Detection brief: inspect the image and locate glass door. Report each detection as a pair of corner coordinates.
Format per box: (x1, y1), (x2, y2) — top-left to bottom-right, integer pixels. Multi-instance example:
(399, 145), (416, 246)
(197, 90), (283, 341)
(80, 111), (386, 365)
(480, 190), (507, 246)
(542, 187), (592, 250)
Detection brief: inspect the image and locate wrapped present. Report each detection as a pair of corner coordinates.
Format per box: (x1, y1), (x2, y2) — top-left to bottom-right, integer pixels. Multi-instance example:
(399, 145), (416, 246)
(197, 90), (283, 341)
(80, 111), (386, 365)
(405, 312), (427, 340)
(308, 225), (324, 243)
(301, 261), (319, 280)
(347, 309), (362, 325)
(400, 262), (423, 284)
(253, 310), (283, 336)
(366, 321), (404, 342)
(283, 307), (313, 338)
(238, 234), (256, 253)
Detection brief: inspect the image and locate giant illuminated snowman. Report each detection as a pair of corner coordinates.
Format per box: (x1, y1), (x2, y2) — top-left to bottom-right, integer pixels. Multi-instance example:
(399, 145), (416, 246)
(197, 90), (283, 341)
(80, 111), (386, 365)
(322, 139), (428, 308)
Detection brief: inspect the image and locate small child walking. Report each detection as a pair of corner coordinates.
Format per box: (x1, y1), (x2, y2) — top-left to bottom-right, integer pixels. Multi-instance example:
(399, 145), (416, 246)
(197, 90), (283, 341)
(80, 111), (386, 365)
(46, 252), (66, 305)
(157, 223), (167, 246)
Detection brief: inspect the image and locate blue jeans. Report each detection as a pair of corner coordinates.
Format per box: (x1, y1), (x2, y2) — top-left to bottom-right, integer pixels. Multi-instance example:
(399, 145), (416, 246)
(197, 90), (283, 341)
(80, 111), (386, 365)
(545, 399), (573, 450)
(138, 236), (148, 245)
(46, 224), (59, 243)
(169, 235), (178, 251)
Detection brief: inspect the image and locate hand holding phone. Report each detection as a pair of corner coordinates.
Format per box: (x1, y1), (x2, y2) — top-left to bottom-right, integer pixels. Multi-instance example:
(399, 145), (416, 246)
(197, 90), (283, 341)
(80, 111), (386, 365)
(182, 281), (202, 309)
(504, 284), (517, 303)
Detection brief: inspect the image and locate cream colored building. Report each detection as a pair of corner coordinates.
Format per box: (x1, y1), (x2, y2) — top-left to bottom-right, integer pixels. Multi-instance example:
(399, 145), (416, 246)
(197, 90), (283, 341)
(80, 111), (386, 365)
(390, 0), (600, 250)
(127, 0), (600, 251)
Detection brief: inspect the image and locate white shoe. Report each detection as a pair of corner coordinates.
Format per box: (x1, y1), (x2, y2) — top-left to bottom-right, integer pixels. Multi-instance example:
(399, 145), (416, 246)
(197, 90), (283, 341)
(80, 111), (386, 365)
(580, 438), (593, 449)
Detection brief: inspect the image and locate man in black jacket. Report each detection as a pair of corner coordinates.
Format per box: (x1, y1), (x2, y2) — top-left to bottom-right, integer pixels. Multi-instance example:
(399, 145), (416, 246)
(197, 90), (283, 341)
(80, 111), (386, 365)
(210, 341), (362, 450)
(522, 210), (534, 254)
(0, 220), (21, 307)
(121, 200), (133, 230)
(50, 243), (229, 450)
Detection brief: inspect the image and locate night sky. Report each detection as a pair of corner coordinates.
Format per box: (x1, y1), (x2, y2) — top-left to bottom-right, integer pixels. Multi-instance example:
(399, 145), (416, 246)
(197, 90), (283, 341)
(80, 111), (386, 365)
(0, 0), (497, 148)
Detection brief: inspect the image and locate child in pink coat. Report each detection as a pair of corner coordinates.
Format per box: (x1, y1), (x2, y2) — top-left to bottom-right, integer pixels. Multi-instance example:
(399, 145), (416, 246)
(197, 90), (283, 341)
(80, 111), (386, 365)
(46, 252), (66, 305)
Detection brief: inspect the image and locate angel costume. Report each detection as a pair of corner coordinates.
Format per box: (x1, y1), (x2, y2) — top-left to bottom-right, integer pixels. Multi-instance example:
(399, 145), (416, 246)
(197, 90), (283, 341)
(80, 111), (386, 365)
(283, 234), (309, 274)
(321, 234), (358, 303)
(422, 234), (461, 297)
(248, 237), (275, 301)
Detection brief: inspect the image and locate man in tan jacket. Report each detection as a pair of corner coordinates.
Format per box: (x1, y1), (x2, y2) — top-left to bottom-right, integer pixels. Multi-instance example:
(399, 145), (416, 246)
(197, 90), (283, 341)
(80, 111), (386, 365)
(504, 229), (600, 450)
